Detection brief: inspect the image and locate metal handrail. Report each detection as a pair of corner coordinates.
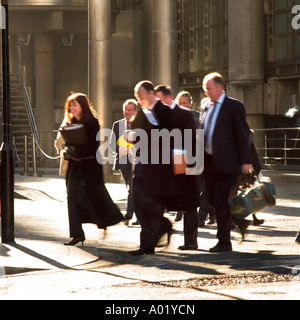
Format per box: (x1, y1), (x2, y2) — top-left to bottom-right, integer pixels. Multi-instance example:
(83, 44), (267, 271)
(16, 53), (40, 143)
(253, 127), (300, 168)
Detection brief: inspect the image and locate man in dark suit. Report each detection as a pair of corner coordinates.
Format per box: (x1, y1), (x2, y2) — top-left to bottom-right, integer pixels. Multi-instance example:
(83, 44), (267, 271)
(155, 85), (200, 251)
(201, 73), (253, 253)
(176, 91), (201, 130)
(177, 92), (216, 227)
(110, 99), (138, 225)
(129, 81), (175, 255)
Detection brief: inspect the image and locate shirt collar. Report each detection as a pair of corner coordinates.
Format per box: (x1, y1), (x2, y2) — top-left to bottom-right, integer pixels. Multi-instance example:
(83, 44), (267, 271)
(216, 92), (226, 105)
(170, 101), (177, 110)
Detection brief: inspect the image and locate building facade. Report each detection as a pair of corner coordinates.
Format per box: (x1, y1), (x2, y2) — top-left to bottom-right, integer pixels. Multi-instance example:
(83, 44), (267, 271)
(2, 0), (300, 172)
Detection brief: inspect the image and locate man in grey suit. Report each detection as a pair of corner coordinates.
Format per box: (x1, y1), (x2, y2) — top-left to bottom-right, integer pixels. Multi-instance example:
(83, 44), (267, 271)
(110, 99), (138, 225)
(201, 73), (253, 253)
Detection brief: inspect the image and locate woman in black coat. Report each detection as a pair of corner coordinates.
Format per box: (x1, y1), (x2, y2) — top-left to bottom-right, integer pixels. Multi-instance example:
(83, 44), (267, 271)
(60, 93), (123, 246)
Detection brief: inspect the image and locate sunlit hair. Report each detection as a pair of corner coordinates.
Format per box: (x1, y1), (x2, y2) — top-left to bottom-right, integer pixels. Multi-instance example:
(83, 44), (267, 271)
(134, 80), (155, 99)
(64, 92), (95, 124)
(176, 91), (193, 105)
(123, 99), (138, 111)
(202, 72), (224, 89)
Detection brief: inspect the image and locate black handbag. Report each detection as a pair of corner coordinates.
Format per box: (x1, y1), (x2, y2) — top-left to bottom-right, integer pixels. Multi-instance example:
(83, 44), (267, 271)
(230, 174), (276, 220)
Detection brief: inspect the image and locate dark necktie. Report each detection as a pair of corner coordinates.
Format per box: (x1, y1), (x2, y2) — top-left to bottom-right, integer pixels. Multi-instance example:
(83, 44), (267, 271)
(205, 102), (218, 154)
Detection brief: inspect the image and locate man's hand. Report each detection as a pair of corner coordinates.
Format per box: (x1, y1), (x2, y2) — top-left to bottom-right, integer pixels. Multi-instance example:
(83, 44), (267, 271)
(241, 164), (253, 175)
(119, 146), (130, 157)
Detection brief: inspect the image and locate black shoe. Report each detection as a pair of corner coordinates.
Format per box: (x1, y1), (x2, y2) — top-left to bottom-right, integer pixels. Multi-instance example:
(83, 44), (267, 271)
(175, 211), (183, 222)
(253, 218), (265, 226)
(209, 243), (232, 253)
(235, 220), (250, 241)
(253, 214), (265, 226)
(64, 237), (85, 246)
(295, 233), (300, 245)
(128, 248), (155, 256)
(178, 244), (198, 251)
(207, 218), (215, 225)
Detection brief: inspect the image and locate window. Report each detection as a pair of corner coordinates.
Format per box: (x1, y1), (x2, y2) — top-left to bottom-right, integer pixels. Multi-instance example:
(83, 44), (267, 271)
(267, 0), (300, 62)
(178, 0), (228, 74)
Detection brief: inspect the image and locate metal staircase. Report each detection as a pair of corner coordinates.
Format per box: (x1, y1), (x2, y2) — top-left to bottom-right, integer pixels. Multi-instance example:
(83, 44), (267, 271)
(5, 73), (34, 170)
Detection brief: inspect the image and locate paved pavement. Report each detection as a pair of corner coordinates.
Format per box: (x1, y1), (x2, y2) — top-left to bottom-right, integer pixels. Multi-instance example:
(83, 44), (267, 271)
(0, 170), (299, 301)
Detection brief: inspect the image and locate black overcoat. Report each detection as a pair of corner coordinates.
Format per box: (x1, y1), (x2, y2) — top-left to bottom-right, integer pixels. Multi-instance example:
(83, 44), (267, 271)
(66, 117), (123, 229)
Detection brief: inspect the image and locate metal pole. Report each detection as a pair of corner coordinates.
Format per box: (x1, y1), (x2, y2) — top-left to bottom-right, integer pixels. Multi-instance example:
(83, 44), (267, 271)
(32, 135), (37, 177)
(1, 1), (15, 243)
(284, 132), (287, 167)
(264, 133), (268, 166)
(24, 135), (28, 176)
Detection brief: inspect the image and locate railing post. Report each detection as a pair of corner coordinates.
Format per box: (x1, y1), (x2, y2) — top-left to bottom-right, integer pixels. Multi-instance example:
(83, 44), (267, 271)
(284, 132), (287, 166)
(24, 135), (28, 176)
(264, 132), (268, 166)
(32, 134), (38, 177)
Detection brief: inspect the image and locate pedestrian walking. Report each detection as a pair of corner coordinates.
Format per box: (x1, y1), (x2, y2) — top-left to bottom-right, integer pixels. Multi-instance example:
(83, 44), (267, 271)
(201, 73), (253, 253)
(55, 93), (123, 246)
(109, 99), (139, 226)
(129, 81), (175, 255)
(172, 91), (201, 223)
(154, 85), (200, 251)
(176, 91), (200, 129)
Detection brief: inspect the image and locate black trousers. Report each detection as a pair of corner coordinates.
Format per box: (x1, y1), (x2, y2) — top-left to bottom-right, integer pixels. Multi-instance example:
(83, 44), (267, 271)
(133, 177), (172, 251)
(198, 179), (216, 222)
(121, 164), (135, 220)
(204, 153), (239, 245)
(183, 209), (198, 245)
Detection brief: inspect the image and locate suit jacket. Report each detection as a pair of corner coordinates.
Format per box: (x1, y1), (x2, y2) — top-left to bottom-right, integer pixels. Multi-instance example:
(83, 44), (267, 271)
(166, 105), (201, 211)
(202, 95), (251, 174)
(110, 119), (132, 171)
(134, 100), (176, 197)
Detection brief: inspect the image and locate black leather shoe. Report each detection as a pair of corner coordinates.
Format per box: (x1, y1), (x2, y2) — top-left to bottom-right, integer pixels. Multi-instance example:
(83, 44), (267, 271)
(128, 248), (155, 256)
(253, 214), (265, 226)
(236, 220), (250, 241)
(175, 211), (183, 222)
(209, 243), (232, 253)
(131, 220), (140, 226)
(178, 244), (198, 251)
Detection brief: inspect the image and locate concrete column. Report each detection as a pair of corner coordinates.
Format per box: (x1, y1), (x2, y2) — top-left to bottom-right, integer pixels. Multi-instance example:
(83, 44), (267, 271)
(228, 0), (264, 83)
(152, 0), (179, 93)
(88, 0), (112, 130)
(34, 33), (54, 133)
(142, 0), (154, 81)
(227, 0), (265, 117)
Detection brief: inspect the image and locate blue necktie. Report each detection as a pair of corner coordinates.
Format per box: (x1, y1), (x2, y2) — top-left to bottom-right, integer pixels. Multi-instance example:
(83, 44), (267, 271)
(143, 109), (158, 126)
(205, 102), (218, 154)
